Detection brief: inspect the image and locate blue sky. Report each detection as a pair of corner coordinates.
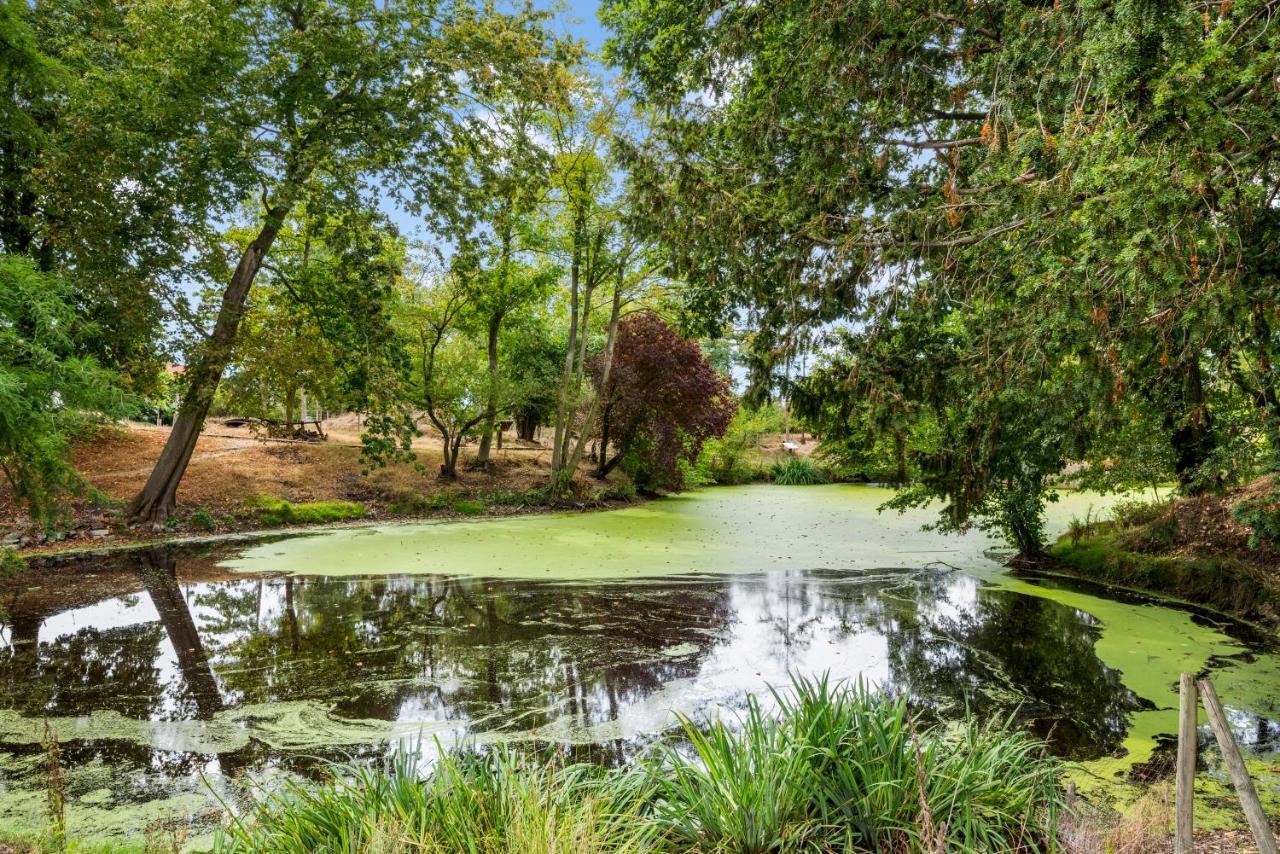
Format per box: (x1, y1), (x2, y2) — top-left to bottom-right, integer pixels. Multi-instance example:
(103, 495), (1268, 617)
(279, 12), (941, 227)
(551, 0), (609, 54)
(387, 0), (611, 242)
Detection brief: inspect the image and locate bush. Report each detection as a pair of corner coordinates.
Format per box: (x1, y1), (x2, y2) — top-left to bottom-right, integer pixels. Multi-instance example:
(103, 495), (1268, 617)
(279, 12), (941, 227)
(769, 458), (832, 485)
(596, 479), (637, 502)
(482, 488), (546, 508)
(1232, 490), (1280, 549)
(1109, 497), (1174, 530)
(245, 496), (367, 526)
(0, 547), (23, 578)
(697, 406), (783, 485)
(189, 507), (216, 532)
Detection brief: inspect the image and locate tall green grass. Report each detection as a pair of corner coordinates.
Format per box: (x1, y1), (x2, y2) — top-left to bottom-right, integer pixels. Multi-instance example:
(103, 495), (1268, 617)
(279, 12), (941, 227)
(654, 675), (1059, 852)
(216, 749), (658, 854)
(770, 458), (833, 485)
(216, 677), (1061, 853)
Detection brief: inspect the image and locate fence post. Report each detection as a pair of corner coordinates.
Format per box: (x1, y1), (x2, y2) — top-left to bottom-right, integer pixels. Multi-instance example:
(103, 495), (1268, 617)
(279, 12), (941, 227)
(1198, 677), (1278, 854)
(1176, 673), (1197, 853)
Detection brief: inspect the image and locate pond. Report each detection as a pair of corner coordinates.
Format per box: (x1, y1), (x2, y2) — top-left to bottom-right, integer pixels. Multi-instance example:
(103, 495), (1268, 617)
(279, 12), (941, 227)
(1, 485), (1277, 846)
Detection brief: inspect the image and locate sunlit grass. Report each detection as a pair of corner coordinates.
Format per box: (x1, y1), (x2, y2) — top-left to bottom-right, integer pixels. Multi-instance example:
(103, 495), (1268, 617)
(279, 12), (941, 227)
(244, 496), (367, 526)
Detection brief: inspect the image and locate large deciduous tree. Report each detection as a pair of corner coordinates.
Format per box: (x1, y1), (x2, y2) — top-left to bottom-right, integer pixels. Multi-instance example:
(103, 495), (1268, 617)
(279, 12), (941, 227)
(126, 0), (556, 524)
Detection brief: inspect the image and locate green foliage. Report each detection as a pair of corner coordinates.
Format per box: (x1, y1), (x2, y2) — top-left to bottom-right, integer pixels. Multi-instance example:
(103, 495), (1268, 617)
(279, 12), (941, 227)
(215, 747), (658, 854)
(0, 255), (125, 526)
(216, 677), (1060, 853)
(188, 508), (216, 532)
(0, 547), (23, 578)
(595, 479), (637, 502)
(451, 500), (485, 516)
(218, 206), (408, 428)
(769, 458), (832, 486)
(696, 405), (780, 485)
(1231, 491), (1280, 549)
(245, 497), (366, 526)
(606, 0), (1280, 546)
(481, 488), (546, 508)
(656, 676), (1059, 852)
(1052, 534), (1280, 628)
(1110, 498), (1176, 531)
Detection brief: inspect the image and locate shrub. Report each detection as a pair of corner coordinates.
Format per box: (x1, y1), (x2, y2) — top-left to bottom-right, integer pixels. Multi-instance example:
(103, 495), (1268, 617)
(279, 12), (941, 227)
(0, 547), (23, 578)
(697, 406), (783, 485)
(245, 497), (367, 526)
(378, 485), (434, 515)
(1232, 490), (1280, 549)
(451, 499), (486, 516)
(1109, 497), (1174, 530)
(189, 508), (216, 532)
(482, 488), (546, 508)
(769, 458), (832, 485)
(596, 479), (637, 502)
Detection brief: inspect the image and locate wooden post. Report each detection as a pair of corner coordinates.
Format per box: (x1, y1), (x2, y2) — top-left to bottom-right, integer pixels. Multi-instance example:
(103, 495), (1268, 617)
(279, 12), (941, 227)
(1176, 673), (1197, 854)
(1198, 677), (1278, 854)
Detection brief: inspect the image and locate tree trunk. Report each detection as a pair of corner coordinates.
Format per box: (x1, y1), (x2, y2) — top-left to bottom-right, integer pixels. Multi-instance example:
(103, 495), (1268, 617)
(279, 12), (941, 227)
(551, 214), (584, 478)
(595, 406), (612, 478)
(894, 431), (907, 484)
(127, 206), (291, 524)
(1167, 357), (1217, 494)
(285, 387), (296, 430)
(475, 312), (502, 466)
(566, 275), (624, 481)
(516, 410), (538, 441)
(439, 428), (458, 480)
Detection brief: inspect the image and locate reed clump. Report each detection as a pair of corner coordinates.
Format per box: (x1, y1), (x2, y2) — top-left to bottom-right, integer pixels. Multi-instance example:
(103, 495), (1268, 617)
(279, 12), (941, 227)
(216, 676), (1061, 853)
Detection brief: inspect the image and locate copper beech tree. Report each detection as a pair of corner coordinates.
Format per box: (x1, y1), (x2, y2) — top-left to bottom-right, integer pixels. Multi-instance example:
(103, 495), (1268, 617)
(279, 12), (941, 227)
(591, 312), (735, 490)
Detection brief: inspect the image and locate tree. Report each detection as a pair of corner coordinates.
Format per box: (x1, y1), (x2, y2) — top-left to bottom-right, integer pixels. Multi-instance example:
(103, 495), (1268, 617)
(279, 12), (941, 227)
(445, 44), (576, 467)
(395, 271), (489, 480)
(0, 255), (123, 525)
(218, 202), (407, 431)
(126, 0), (559, 524)
(606, 0), (1280, 536)
(503, 315), (564, 442)
(591, 312), (736, 491)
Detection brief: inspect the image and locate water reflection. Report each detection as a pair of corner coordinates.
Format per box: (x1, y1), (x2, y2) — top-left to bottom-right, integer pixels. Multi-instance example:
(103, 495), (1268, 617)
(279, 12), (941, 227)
(3, 546), (1148, 766)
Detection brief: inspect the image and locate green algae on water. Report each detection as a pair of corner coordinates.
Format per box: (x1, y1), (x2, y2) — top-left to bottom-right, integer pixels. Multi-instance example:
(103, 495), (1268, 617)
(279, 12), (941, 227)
(0, 700), (455, 755)
(996, 574), (1280, 804)
(221, 485), (1125, 580)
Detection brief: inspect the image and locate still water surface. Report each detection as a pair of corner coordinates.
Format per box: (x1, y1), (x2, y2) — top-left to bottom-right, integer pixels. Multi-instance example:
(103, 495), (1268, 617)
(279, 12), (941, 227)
(0, 486), (1276, 843)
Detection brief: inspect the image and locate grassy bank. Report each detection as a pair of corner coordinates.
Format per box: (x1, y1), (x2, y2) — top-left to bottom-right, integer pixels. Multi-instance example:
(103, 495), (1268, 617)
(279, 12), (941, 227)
(1050, 534), (1280, 627)
(214, 677), (1058, 853)
(1048, 488), (1280, 629)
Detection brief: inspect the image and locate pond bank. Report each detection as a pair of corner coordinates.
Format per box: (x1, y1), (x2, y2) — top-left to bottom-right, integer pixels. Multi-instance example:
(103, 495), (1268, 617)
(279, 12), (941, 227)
(1045, 482), (1280, 631)
(2, 422), (640, 560)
